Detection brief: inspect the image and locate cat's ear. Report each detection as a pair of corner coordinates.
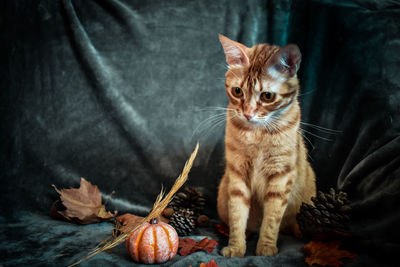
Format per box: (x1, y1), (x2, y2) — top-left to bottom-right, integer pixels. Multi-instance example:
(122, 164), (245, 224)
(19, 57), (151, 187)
(219, 34), (249, 66)
(268, 44), (301, 78)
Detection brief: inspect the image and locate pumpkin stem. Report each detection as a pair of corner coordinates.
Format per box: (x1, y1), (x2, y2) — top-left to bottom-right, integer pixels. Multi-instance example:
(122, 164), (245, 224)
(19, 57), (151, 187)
(150, 218), (158, 224)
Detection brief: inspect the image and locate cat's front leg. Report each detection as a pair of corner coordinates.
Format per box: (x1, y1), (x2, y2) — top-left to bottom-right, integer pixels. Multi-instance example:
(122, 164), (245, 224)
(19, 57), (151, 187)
(256, 173), (295, 256)
(221, 177), (251, 258)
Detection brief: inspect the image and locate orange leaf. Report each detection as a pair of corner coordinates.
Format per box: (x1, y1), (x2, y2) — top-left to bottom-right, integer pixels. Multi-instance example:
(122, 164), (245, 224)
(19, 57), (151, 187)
(302, 240), (357, 267)
(51, 178), (117, 225)
(199, 260), (220, 267)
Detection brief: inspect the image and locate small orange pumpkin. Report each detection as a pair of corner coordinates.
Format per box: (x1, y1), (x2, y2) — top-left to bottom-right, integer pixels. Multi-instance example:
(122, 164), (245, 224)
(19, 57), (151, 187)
(126, 218), (179, 264)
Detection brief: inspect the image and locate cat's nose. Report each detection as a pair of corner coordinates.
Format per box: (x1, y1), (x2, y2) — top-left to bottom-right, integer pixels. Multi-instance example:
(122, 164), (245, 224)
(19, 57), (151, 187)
(244, 113), (253, 121)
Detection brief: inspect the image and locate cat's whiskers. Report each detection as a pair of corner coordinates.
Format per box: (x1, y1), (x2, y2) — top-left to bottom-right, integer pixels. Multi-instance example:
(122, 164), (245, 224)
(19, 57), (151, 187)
(269, 120), (297, 146)
(299, 122), (341, 134)
(199, 106), (235, 112)
(264, 115), (312, 147)
(191, 106), (239, 139)
(297, 129), (315, 151)
(295, 129), (315, 161)
(217, 63), (229, 70)
(202, 117), (227, 139)
(269, 115), (341, 134)
(256, 116), (314, 160)
(266, 115), (337, 142)
(300, 128), (333, 141)
(192, 112), (227, 139)
(262, 115), (320, 156)
(297, 89), (315, 97)
(276, 123), (314, 160)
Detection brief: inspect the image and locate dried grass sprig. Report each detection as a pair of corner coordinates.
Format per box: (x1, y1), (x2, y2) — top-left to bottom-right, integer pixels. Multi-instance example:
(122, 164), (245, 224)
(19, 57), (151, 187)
(69, 143), (199, 267)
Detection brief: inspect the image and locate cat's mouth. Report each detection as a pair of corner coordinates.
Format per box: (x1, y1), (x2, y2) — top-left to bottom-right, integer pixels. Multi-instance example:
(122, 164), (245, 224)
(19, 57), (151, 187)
(240, 113), (271, 126)
(230, 109), (276, 128)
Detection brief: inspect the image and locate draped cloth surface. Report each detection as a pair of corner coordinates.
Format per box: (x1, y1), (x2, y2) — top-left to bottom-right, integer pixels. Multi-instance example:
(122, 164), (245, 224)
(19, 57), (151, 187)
(1, 0), (399, 266)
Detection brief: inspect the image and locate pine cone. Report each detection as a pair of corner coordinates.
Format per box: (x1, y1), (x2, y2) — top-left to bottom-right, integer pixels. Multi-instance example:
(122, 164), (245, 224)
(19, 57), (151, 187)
(169, 208), (196, 236)
(169, 187), (206, 216)
(297, 188), (351, 240)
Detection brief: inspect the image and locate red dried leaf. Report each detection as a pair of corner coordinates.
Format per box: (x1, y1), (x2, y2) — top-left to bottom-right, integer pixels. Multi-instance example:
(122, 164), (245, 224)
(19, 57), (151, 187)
(179, 238), (197, 256)
(194, 238), (218, 253)
(215, 223), (229, 237)
(51, 178), (117, 225)
(199, 260), (220, 267)
(178, 237), (218, 256)
(302, 240), (357, 267)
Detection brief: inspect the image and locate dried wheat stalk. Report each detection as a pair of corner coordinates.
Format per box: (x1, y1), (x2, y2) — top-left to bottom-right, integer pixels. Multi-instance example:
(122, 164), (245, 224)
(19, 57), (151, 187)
(69, 143), (199, 267)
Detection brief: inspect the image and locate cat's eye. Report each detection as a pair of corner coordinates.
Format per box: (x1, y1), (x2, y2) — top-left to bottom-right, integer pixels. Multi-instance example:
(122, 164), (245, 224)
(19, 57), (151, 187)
(232, 87), (243, 98)
(261, 92), (276, 102)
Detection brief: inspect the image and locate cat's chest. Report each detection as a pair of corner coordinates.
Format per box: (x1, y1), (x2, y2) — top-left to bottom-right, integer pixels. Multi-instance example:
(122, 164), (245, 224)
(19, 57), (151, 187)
(240, 129), (266, 145)
(250, 150), (266, 193)
(246, 138), (295, 195)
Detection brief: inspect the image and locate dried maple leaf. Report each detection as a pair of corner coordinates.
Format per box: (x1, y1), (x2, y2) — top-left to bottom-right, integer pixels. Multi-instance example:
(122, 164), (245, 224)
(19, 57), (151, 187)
(179, 238), (197, 256)
(51, 178), (117, 225)
(194, 238), (218, 253)
(178, 237), (218, 256)
(302, 240), (357, 267)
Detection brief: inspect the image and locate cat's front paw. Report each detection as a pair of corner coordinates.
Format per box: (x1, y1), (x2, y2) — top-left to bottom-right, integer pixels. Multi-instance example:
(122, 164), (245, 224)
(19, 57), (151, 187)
(221, 245), (245, 258)
(256, 243), (278, 256)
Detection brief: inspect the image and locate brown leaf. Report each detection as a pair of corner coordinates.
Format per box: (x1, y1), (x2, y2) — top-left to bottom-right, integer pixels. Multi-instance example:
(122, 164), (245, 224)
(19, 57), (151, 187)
(114, 213), (170, 236)
(302, 240), (357, 267)
(51, 178), (117, 225)
(115, 213), (144, 234)
(215, 223), (229, 237)
(178, 237), (218, 256)
(199, 260), (220, 267)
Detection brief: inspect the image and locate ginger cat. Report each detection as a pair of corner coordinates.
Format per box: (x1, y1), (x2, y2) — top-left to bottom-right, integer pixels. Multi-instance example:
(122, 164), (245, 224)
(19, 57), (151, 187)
(217, 35), (316, 257)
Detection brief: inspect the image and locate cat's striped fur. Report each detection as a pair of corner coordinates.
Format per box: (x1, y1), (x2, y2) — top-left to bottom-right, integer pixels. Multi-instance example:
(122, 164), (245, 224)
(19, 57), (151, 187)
(217, 35), (316, 257)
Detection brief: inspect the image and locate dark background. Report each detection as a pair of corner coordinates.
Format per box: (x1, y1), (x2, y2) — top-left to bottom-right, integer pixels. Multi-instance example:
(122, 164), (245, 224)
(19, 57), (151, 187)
(1, 0), (399, 266)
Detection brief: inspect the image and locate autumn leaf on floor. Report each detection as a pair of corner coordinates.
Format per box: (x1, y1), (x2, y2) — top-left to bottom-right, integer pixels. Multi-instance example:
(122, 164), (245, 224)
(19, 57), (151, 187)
(199, 260), (220, 267)
(215, 223), (229, 237)
(195, 238), (218, 253)
(302, 240), (357, 267)
(178, 237), (218, 256)
(189, 260), (220, 267)
(179, 238), (197, 256)
(51, 178), (117, 225)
